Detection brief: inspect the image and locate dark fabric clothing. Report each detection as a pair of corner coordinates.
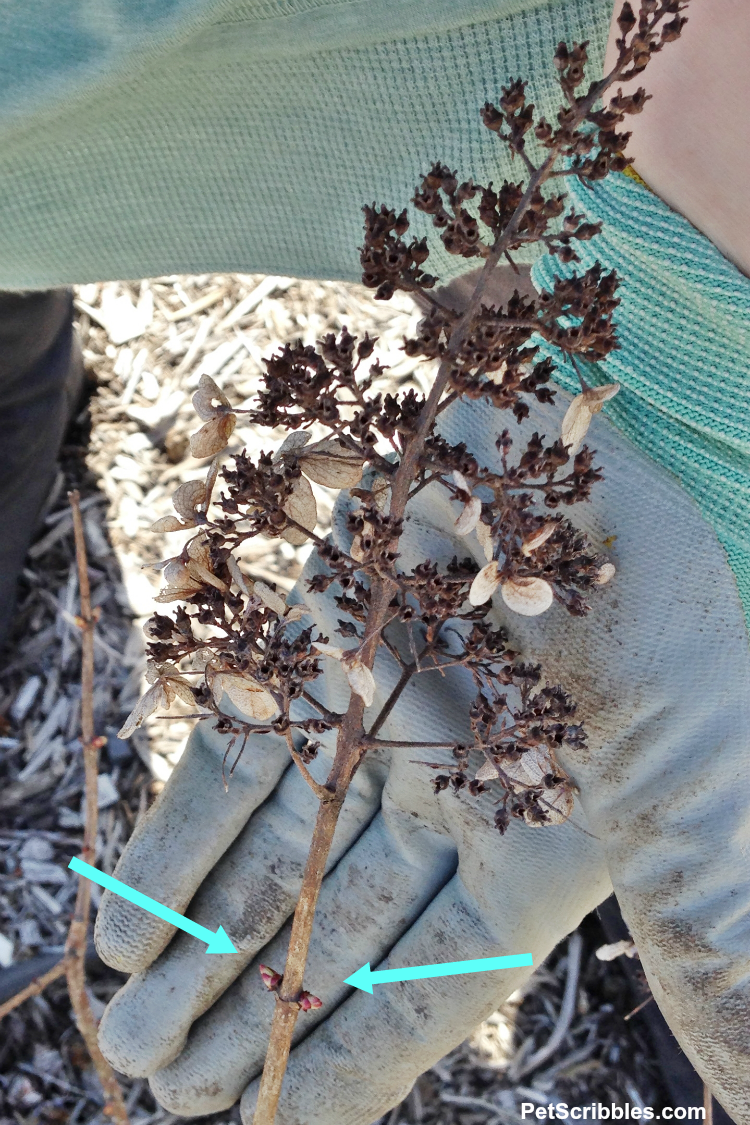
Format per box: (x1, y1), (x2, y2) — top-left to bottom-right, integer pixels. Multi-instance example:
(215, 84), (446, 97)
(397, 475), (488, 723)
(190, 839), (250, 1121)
(0, 289), (81, 647)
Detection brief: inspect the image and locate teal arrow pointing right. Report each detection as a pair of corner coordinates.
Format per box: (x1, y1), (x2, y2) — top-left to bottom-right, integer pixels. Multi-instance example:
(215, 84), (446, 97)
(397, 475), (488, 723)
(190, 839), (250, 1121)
(68, 856), (237, 955)
(344, 953), (533, 994)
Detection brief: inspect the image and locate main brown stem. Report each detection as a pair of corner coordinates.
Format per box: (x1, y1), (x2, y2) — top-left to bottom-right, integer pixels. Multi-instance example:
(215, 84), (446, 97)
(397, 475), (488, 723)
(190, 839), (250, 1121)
(252, 22), (662, 1120)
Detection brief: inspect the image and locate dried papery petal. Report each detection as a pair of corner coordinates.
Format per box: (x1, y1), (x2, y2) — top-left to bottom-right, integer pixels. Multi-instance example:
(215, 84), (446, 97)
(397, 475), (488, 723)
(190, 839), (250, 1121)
(190, 413), (237, 459)
(595, 939), (638, 962)
(585, 382), (620, 412)
(561, 395), (593, 455)
(282, 475), (317, 545)
(168, 678), (196, 706)
(501, 576), (554, 616)
(162, 560), (196, 588)
(145, 660), (168, 685)
(455, 495), (482, 536)
(372, 478), (390, 512)
(521, 522), (557, 556)
(150, 515), (195, 533)
(259, 964), (283, 991)
(530, 784), (574, 827)
(204, 453), (223, 507)
(255, 581), (288, 616)
(186, 559), (228, 592)
(350, 535), (365, 563)
(186, 534), (212, 568)
(172, 479), (207, 521)
(469, 560), (501, 606)
(452, 470), (470, 494)
(344, 659), (376, 707)
(485, 361), (508, 386)
(193, 373), (231, 421)
(475, 520), (494, 562)
(299, 441), (364, 488)
(505, 746), (548, 788)
(213, 673), (278, 721)
(227, 554), (252, 595)
(312, 642), (345, 661)
(561, 382), (620, 455)
(118, 682), (167, 739)
(154, 586), (201, 604)
(475, 760), (499, 782)
(273, 431), (312, 462)
(284, 603), (311, 623)
(594, 562), (616, 585)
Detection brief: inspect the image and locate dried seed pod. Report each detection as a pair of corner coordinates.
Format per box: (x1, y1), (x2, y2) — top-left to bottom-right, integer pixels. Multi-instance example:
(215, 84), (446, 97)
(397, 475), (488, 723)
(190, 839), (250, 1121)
(469, 560), (501, 605)
(455, 495), (482, 536)
(213, 673), (278, 721)
(298, 440), (365, 488)
(594, 561), (616, 585)
(282, 475), (317, 545)
(521, 522), (557, 556)
(500, 576), (554, 616)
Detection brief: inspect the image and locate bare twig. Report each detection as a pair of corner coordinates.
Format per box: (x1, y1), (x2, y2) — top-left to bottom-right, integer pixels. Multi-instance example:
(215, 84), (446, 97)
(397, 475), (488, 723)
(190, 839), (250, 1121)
(0, 494), (130, 1124)
(0, 959), (66, 1020)
(65, 491), (130, 1125)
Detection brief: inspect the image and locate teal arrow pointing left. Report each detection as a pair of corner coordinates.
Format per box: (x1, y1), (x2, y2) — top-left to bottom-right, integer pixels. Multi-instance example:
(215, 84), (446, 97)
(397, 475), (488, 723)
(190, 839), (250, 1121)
(344, 952), (533, 994)
(68, 856), (237, 954)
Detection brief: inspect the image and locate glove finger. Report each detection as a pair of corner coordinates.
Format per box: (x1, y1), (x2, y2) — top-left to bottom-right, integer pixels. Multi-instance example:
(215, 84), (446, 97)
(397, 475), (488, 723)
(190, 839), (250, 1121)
(94, 718), (290, 973)
(239, 833), (610, 1125)
(97, 745), (389, 1076)
(146, 795), (460, 1115)
(147, 786), (608, 1118)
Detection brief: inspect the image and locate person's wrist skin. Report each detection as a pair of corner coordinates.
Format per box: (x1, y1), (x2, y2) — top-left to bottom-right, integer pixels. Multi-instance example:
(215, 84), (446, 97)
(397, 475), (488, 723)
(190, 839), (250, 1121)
(604, 0), (750, 278)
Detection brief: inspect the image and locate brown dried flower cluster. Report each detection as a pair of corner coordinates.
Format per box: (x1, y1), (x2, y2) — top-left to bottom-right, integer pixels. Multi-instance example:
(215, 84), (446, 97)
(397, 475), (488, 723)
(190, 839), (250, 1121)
(116, 4), (688, 1121)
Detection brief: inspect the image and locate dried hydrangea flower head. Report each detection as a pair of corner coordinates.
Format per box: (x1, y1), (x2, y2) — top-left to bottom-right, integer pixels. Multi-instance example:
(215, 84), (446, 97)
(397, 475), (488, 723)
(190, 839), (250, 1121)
(115, 4), (689, 1120)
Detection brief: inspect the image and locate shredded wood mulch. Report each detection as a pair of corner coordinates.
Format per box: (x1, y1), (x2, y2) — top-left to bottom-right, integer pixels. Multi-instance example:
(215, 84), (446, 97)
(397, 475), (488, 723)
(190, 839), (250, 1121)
(0, 274), (668, 1125)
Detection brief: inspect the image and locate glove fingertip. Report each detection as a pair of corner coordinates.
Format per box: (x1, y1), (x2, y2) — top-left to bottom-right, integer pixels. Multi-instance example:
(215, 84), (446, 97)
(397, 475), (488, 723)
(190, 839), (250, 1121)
(94, 890), (175, 973)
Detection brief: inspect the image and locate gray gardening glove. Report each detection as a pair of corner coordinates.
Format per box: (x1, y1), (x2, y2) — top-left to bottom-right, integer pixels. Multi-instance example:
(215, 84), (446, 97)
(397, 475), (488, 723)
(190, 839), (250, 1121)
(94, 384), (750, 1125)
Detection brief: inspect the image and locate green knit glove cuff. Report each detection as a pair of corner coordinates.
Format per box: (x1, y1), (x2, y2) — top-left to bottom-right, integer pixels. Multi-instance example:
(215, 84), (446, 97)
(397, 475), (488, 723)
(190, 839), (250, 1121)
(530, 169), (750, 628)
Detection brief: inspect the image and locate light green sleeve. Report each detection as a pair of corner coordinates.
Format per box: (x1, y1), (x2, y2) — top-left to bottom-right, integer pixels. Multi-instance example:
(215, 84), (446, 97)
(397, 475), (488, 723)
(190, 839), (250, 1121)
(0, 0), (612, 288)
(530, 169), (750, 628)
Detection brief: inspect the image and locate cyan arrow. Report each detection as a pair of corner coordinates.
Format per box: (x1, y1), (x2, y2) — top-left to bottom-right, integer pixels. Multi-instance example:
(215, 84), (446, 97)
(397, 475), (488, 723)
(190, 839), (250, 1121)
(68, 856), (237, 954)
(344, 953), (533, 994)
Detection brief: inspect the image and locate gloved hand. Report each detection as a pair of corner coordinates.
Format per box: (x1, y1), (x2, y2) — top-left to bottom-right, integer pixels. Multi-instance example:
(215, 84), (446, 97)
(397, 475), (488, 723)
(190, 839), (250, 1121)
(94, 376), (750, 1124)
